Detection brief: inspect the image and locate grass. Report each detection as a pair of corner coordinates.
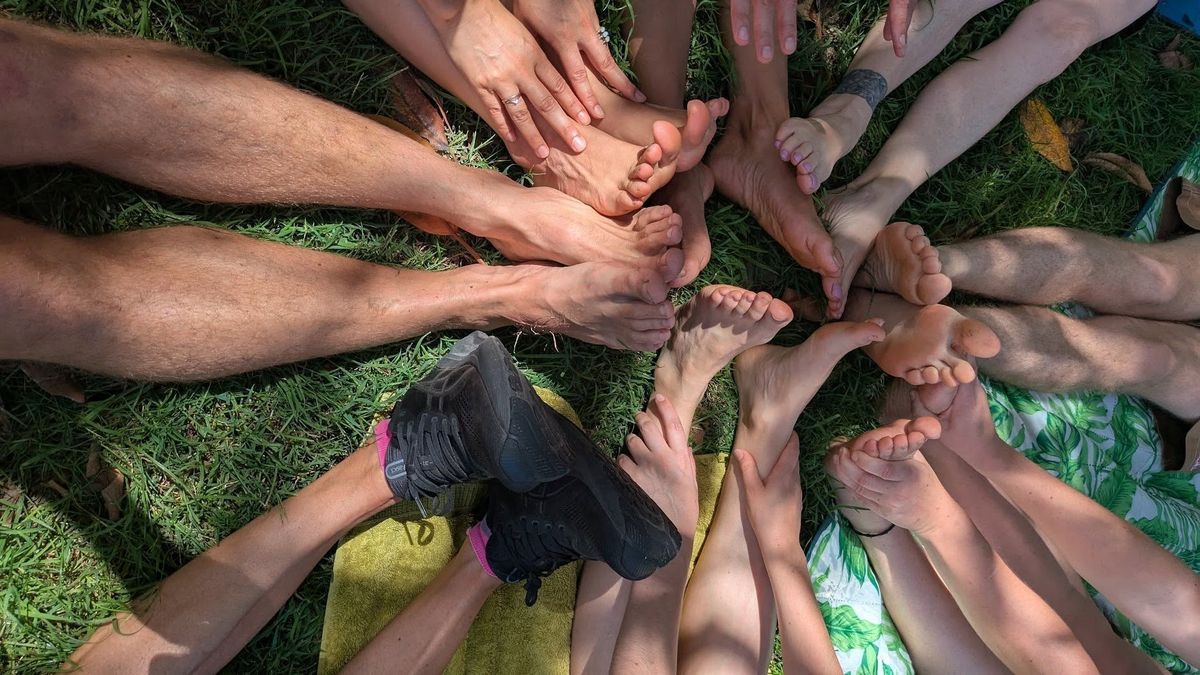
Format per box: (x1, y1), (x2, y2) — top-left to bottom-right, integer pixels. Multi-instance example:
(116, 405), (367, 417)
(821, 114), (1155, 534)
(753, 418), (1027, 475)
(1, 0), (1198, 672)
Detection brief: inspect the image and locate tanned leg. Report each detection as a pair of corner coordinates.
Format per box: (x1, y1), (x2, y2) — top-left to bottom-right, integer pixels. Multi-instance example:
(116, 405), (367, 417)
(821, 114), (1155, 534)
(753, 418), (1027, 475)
(66, 442), (393, 674)
(1, 218), (684, 380)
(0, 17), (681, 266)
(821, 0), (1158, 318)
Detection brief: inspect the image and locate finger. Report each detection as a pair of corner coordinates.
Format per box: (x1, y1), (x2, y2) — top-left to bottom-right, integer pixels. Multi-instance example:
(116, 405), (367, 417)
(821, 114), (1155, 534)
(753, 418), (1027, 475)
(626, 432), (653, 461)
(776, 0), (798, 54)
(830, 451), (888, 502)
(768, 432), (802, 483)
(849, 449), (906, 483)
(649, 394), (688, 451)
(888, 0), (911, 56)
(502, 90), (550, 158)
(733, 448), (764, 497)
(528, 67), (588, 152)
(730, 0), (751, 46)
(582, 38), (643, 104)
(752, 0), (775, 63)
(485, 91), (518, 144)
(556, 50), (601, 122)
(634, 411), (669, 455)
(617, 453), (638, 477)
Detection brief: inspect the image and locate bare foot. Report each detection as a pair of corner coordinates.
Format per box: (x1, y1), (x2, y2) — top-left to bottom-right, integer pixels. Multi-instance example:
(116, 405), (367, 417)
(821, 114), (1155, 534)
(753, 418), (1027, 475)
(517, 249), (684, 351)
(709, 114), (842, 305)
(649, 166), (715, 287)
(655, 284), (794, 427)
(821, 178), (909, 318)
(619, 394), (699, 537)
(734, 320), (887, 431)
(843, 416), (942, 461)
(774, 96), (872, 194)
(865, 302), (1002, 386)
(514, 121), (682, 217)
(855, 222), (951, 306)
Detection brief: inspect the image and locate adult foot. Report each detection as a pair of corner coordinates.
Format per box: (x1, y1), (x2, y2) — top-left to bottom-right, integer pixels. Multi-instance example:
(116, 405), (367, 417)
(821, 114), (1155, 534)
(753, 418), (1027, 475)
(865, 301), (1001, 386)
(709, 113), (841, 304)
(620, 394), (700, 538)
(516, 249), (684, 351)
(825, 443), (896, 537)
(774, 97), (872, 194)
(821, 178), (909, 318)
(655, 284), (794, 425)
(734, 319), (886, 431)
(855, 222), (951, 306)
(516, 121), (682, 217)
(649, 166), (714, 287)
(841, 416), (942, 461)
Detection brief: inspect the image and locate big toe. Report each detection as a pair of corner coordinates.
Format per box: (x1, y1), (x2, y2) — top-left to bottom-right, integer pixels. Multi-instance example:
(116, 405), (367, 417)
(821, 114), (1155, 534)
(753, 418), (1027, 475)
(915, 273), (953, 306)
(652, 120), (683, 168)
(907, 416), (942, 442)
(953, 318), (1002, 358)
(811, 319), (887, 359)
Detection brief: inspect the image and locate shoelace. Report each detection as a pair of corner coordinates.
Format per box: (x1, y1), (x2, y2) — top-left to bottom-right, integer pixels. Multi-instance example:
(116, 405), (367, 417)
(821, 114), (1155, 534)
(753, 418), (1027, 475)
(506, 517), (578, 606)
(397, 412), (472, 516)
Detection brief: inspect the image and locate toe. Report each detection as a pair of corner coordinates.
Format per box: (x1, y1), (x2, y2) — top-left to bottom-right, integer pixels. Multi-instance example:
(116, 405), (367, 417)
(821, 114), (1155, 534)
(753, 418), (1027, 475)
(652, 120), (682, 167)
(908, 416), (942, 441)
(954, 319), (1002, 359)
(938, 365), (958, 386)
(767, 298), (795, 323)
(904, 369), (925, 386)
(915, 274), (952, 305)
(734, 291), (755, 315)
(748, 291), (773, 319)
(683, 99), (713, 148)
(920, 366), (940, 383)
(950, 358), (978, 384)
(903, 223), (925, 241)
(720, 289), (743, 312)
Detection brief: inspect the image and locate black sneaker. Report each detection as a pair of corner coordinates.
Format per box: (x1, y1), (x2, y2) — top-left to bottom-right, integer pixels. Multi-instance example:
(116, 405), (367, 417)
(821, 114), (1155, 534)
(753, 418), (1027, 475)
(484, 458), (682, 606)
(383, 332), (575, 510)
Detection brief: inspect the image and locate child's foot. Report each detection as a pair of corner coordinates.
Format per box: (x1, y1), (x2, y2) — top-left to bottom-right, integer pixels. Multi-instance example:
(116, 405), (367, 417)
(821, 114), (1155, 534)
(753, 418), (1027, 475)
(619, 394), (700, 538)
(774, 96), (872, 194)
(655, 284), (794, 425)
(855, 222), (951, 307)
(650, 166), (715, 287)
(843, 416), (942, 461)
(866, 302), (1002, 386)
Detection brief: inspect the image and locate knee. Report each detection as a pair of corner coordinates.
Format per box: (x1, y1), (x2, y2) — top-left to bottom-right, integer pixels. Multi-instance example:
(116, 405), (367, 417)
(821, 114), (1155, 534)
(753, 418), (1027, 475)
(1011, 5), (1102, 76)
(1127, 255), (1182, 310)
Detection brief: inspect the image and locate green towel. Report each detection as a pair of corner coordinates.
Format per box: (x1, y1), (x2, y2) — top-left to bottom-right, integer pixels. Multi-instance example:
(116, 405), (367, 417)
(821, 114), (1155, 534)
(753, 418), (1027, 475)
(318, 388), (728, 674)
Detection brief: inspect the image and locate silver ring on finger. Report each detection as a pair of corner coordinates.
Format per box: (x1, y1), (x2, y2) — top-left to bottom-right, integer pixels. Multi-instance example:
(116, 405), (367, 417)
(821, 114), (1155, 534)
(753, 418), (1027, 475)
(504, 94), (523, 107)
(598, 27), (610, 44)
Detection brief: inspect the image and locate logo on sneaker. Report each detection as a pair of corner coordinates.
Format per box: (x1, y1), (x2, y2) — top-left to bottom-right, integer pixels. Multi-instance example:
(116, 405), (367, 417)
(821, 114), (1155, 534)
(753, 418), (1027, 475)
(384, 459), (408, 481)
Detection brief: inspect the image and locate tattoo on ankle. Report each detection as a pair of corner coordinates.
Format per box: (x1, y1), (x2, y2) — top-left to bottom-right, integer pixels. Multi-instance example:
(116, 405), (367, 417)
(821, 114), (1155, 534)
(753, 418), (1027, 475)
(834, 70), (888, 110)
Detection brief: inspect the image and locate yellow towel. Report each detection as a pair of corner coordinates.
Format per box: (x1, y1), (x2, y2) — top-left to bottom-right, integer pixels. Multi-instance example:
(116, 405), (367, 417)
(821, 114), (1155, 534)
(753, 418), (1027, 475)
(318, 388), (728, 674)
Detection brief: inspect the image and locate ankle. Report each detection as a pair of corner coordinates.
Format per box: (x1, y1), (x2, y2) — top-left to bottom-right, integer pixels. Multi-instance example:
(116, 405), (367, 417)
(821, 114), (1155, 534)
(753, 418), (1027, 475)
(727, 97), (788, 133)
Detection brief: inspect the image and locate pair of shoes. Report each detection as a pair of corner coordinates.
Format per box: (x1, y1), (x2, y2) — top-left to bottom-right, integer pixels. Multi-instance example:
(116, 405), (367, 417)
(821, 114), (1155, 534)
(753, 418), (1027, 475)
(383, 331), (681, 604)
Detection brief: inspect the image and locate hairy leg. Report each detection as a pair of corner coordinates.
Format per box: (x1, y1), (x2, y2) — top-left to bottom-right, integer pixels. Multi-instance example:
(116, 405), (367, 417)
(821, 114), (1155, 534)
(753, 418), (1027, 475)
(678, 321), (884, 672)
(960, 305), (1200, 421)
(66, 442), (393, 674)
(0, 219), (683, 380)
(938, 227), (1199, 320)
(822, 0), (1158, 318)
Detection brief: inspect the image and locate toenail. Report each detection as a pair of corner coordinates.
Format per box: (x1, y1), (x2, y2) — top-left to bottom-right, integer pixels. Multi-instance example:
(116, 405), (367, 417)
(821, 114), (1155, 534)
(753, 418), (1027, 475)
(802, 162), (814, 172)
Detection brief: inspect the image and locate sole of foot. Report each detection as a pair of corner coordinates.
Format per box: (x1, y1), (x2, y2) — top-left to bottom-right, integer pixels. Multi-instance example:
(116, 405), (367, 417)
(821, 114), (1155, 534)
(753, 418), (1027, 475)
(709, 114), (842, 304)
(856, 222), (952, 307)
(525, 121), (682, 217)
(650, 165), (715, 287)
(825, 443), (895, 535)
(869, 302), (1002, 386)
(524, 248), (684, 351)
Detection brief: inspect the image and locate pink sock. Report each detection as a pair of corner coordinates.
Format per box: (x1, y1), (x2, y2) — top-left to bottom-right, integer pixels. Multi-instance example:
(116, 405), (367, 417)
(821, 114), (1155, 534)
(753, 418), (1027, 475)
(375, 419), (391, 471)
(467, 520), (496, 578)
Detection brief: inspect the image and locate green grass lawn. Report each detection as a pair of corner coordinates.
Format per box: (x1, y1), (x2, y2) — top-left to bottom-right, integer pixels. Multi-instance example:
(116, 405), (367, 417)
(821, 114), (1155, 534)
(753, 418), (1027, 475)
(1, 0), (1197, 672)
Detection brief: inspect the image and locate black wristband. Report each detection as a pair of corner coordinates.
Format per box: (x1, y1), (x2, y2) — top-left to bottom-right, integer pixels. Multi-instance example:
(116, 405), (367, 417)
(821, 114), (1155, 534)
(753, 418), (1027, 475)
(848, 522), (895, 538)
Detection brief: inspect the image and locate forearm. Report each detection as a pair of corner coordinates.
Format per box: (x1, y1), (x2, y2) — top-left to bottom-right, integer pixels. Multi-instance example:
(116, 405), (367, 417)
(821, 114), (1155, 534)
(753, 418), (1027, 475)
(915, 511), (1097, 674)
(611, 537), (692, 674)
(762, 549), (841, 675)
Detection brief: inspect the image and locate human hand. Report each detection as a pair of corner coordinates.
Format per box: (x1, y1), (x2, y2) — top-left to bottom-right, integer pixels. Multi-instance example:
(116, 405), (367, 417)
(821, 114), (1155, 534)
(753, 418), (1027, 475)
(511, 0), (646, 119)
(730, 0), (798, 64)
(734, 434), (803, 561)
(620, 394), (700, 538)
(433, 0), (589, 158)
(910, 370), (1003, 464)
(884, 0), (915, 57)
(826, 446), (958, 537)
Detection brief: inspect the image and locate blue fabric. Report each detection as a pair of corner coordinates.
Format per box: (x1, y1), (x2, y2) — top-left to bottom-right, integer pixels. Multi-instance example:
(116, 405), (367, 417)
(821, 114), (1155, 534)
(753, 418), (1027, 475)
(1158, 0), (1199, 35)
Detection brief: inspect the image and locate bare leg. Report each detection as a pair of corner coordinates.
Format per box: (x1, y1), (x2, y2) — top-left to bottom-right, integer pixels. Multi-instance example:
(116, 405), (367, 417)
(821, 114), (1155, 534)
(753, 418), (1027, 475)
(345, 0), (682, 217)
(1, 219), (684, 380)
(935, 227), (1200, 321)
(777, 0), (1002, 193)
(571, 285), (792, 675)
(707, 2), (842, 307)
(678, 320), (885, 672)
(66, 443), (393, 673)
(0, 18), (681, 266)
(342, 543), (501, 675)
(822, 0), (1158, 318)
(960, 305), (1200, 421)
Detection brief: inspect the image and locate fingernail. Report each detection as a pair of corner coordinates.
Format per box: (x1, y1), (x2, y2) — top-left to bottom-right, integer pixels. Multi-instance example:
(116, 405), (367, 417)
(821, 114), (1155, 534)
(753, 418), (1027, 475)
(785, 37), (797, 53)
(737, 26), (750, 43)
(802, 162), (814, 172)
(570, 135), (586, 152)
(760, 45), (772, 61)
(538, 144), (550, 158)
(577, 110), (590, 124)
(592, 104), (604, 118)
(654, 394), (665, 403)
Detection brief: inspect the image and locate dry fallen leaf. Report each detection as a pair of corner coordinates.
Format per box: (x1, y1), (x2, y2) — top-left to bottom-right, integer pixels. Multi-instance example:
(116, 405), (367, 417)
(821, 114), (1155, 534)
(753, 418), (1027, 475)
(19, 362), (85, 403)
(1159, 34), (1194, 70)
(391, 70), (450, 152)
(87, 450), (125, 521)
(1082, 152), (1153, 193)
(1179, 179), (1200, 230)
(1058, 118), (1088, 153)
(1018, 99), (1073, 172)
(0, 480), (23, 527)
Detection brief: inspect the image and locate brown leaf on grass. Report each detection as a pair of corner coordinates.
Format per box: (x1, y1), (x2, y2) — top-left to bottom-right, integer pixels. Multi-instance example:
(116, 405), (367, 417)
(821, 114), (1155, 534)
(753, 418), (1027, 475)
(1159, 34), (1194, 70)
(1178, 179), (1200, 230)
(1082, 152), (1153, 193)
(19, 362), (85, 403)
(798, 0), (823, 41)
(1058, 118), (1088, 153)
(391, 70), (450, 152)
(1018, 99), (1073, 172)
(86, 450), (125, 521)
(0, 480), (23, 526)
